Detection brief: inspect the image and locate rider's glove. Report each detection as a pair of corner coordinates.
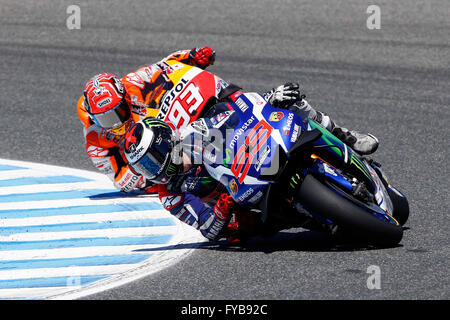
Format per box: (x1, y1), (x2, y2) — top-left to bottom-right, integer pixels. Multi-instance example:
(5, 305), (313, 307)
(263, 82), (302, 108)
(190, 46), (215, 69)
(213, 193), (235, 222)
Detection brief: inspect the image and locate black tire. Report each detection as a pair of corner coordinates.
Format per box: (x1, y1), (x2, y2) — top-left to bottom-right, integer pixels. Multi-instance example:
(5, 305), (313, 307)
(369, 163), (409, 226)
(386, 187), (409, 226)
(297, 174), (403, 246)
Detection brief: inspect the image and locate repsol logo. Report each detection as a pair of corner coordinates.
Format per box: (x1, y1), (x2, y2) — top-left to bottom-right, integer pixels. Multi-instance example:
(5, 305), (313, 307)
(120, 173), (141, 192)
(157, 77), (189, 119)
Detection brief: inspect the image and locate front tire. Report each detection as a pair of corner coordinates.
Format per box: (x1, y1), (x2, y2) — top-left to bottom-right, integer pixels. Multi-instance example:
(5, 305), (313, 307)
(297, 174), (403, 246)
(386, 186), (409, 226)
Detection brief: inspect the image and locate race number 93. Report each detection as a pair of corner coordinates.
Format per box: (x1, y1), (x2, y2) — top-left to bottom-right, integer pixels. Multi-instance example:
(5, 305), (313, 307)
(168, 83), (204, 129)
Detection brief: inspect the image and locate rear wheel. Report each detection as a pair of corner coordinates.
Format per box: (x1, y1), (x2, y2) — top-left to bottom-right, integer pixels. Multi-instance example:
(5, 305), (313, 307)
(297, 174), (403, 246)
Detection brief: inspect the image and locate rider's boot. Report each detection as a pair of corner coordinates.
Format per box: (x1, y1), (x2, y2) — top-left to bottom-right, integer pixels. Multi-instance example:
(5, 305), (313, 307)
(289, 100), (379, 155)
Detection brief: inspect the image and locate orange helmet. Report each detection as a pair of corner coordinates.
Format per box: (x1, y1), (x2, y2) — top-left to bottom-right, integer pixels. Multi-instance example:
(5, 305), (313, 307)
(83, 73), (131, 134)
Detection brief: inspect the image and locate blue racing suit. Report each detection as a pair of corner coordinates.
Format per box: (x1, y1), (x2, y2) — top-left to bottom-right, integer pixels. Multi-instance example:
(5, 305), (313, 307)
(154, 165), (227, 240)
(152, 103), (237, 241)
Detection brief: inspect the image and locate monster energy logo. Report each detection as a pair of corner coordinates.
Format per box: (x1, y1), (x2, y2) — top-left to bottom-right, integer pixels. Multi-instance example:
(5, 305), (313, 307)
(143, 117), (170, 129)
(308, 120), (372, 180)
(350, 153), (371, 180)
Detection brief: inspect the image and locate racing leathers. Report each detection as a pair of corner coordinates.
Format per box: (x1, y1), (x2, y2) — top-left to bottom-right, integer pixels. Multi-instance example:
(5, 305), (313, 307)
(77, 48), (299, 194)
(76, 48), (216, 192)
(151, 166), (234, 241)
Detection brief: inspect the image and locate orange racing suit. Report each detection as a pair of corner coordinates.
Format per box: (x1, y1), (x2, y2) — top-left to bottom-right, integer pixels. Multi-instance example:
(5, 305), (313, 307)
(76, 49), (211, 192)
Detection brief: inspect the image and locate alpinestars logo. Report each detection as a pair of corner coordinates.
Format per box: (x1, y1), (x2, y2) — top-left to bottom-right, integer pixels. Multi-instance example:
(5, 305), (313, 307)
(87, 146), (109, 157)
(161, 195), (182, 210)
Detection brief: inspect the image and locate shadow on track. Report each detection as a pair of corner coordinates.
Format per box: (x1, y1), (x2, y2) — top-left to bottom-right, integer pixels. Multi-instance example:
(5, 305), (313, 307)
(133, 228), (403, 255)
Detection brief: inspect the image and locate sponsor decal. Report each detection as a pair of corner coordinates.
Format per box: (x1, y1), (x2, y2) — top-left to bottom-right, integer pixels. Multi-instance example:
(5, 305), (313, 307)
(229, 179), (238, 195)
(238, 187), (254, 202)
(161, 195), (182, 210)
(269, 112), (284, 122)
(92, 157), (114, 176)
(213, 206), (227, 221)
(87, 146), (109, 157)
(235, 97), (250, 112)
(323, 163), (338, 177)
(283, 113), (294, 135)
(113, 77), (124, 93)
(213, 111), (233, 128)
(229, 116), (255, 148)
(255, 145), (271, 171)
(157, 77), (190, 120)
(97, 98), (112, 109)
(246, 92), (266, 106)
(117, 171), (141, 192)
(290, 124), (301, 142)
(248, 190), (264, 204)
(216, 78), (229, 96)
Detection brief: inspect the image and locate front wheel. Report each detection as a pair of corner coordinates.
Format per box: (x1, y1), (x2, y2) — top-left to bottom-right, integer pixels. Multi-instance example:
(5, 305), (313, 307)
(297, 174), (403, 246)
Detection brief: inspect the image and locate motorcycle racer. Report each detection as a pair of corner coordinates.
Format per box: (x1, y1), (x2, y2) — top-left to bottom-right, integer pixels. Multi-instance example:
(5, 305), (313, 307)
(77, 47), (217, 192)
(123, 87), (380, 242)
(77, 47), (377, 195)
(76, 47), (302, 194)
(124, 117), (234, 240)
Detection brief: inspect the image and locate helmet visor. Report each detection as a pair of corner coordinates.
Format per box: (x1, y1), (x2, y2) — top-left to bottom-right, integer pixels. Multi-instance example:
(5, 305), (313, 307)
(91, 99), (130, 129)
(133, 152), (167, 180)
(132, 133), (173, 182)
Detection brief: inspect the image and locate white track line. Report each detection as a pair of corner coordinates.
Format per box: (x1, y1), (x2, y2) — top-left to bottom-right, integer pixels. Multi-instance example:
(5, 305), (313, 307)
(0, 181), (116, 195)
(0, 210), (170, 227)
(0, 287), (82, 300)
(0, 196), (162, 210)
(0, 264), (141, 280)
(0, 226), (178, 242)
(0, 243), (178, 261)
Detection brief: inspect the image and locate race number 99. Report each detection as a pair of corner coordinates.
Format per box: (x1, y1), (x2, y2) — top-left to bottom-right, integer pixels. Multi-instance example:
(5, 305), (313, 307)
(231, 119), (272, 183)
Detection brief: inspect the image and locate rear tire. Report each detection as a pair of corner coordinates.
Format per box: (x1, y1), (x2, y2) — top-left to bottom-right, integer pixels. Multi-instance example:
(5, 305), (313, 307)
(297, 174), (403, 246)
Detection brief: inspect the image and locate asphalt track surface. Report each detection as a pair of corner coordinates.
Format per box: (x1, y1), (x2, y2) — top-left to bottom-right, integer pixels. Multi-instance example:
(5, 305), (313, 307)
(0, 0), (448, 300)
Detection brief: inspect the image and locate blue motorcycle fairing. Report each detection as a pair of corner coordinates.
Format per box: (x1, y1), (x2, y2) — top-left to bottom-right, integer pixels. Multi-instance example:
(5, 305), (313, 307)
(190, 92), (398, 227)
(201, 93), (307, 206)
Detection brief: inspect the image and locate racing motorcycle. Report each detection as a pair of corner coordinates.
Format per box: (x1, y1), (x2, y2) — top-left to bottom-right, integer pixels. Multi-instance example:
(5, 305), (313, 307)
(185, 92), (409, 246)
(155, 61), (409, 246)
